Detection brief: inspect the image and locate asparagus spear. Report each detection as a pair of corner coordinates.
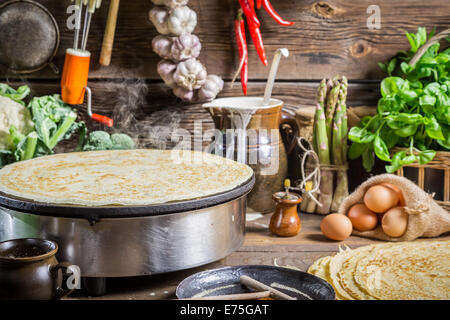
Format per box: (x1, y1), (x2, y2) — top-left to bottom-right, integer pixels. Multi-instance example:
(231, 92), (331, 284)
(314, 79), (334, 214)
(325, 77), (341, 144)
(331, 76), (349, 212)
(314, 79), (329, 162)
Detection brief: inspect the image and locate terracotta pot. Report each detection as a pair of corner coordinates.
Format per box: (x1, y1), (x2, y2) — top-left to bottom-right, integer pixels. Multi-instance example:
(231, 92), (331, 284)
(204, 97), (299, 213)
(0, 238), (73, 300)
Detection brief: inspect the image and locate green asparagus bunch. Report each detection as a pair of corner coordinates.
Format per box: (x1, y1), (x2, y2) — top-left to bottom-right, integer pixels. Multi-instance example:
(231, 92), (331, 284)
(302, 76), (349, 214)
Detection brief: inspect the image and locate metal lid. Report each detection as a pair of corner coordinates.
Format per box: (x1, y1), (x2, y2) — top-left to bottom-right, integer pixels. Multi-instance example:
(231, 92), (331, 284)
(0, 0), (60, 74)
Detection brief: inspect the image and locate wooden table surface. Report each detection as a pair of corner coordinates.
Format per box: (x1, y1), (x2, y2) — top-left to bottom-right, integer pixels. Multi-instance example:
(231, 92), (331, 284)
(68, 212), (389, 300)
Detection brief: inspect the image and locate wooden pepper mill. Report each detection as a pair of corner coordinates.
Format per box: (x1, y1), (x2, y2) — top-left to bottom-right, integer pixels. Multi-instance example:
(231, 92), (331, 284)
(269, 179), (302, 237)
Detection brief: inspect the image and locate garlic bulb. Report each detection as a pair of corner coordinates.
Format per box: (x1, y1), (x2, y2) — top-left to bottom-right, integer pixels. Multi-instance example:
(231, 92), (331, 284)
(171, 34), (201, 61)
(173, 85), (194, 102)
(152, 35), (173, 59)
(149, 7), (170, 35)
(168, 6), (197, 36)
(173, 59), (207, 91)
(163, 0), (189, 8)
(198, 75), (224, 102)
(151, 0), (166, 5)
(157, 60), (177, 87)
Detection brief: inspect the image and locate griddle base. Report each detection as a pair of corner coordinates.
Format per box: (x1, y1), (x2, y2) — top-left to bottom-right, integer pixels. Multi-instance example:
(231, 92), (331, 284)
(82, 277), (107, 297)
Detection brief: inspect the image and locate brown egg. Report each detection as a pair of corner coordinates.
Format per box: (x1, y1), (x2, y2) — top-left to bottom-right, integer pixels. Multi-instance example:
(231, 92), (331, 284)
(347, 204), (378, 231)
(382, 206), (408, 237)
(364, 185), (399, 213)
(320, 214), (353, 241)
(381, 183), (406, 206)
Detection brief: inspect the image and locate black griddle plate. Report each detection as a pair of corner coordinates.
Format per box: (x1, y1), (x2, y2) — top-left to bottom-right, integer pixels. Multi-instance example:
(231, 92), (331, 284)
(0, 175), (255, 221)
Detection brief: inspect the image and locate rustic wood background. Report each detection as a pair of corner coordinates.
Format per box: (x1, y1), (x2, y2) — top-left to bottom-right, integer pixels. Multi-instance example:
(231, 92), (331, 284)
(2, 0), (450, 155)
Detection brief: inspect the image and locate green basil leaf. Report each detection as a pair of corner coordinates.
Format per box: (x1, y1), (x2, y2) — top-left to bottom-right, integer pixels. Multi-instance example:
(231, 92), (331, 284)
(424, 116), (445, 140)
(362, 149), (375, 172)
(348, 127), (375, 144)
(399, 89), (418, 102)
(381, 77), (405, 97)
(436, 53), (450, 64)
(394, 124), (419, 137)
(397, 113), (423, 124)
(400, 62), (412, 74)
(385, 151), (405, 173)
(436, 124), (450, 150)
(387, 58), (397, 76)
(378, 62), (388, 74)
(401, 154), (417, 165)
(387, 114), (422, 131)
(417, 67), (432, 79)
(419, 94), (436, 107)
(419, 150), (436, 165)
(419, 57), (438, 65)
(374, 136), (391, 162)
(406, 32), (418, 52)
(348, 142), (367, 160)
(380, 128), (400, 149)
(424, 82), (441, 96)
(409, 80), (423, 89)
(416, 27), (428, 47)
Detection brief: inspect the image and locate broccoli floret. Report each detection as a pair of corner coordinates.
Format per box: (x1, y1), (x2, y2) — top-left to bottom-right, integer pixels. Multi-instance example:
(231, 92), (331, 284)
(111, 133), (135, 150)
(83, 131), (113, 151)
(82, 131), (135, 151)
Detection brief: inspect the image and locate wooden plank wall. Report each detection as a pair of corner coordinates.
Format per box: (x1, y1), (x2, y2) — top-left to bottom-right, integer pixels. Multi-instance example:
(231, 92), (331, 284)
(2, 0), (450, 150)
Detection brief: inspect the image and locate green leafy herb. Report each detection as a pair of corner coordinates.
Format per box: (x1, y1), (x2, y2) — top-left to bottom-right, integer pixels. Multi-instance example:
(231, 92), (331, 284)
(349, 27), (450, 173)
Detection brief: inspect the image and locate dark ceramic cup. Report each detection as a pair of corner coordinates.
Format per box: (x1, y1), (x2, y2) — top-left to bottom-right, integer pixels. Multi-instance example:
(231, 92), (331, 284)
(0, 238), (73, 300)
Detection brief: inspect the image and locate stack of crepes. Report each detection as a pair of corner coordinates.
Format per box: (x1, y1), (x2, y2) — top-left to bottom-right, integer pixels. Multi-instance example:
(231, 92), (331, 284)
(308, 240), (450, 300)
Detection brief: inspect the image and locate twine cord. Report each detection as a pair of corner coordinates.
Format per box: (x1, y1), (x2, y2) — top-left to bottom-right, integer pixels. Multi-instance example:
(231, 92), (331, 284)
(291, 137), (322, 207)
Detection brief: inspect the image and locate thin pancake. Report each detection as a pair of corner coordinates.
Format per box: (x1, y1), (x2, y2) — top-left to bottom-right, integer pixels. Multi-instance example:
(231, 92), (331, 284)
(0, 150), (253, 207)
(354, 240), (450, 300)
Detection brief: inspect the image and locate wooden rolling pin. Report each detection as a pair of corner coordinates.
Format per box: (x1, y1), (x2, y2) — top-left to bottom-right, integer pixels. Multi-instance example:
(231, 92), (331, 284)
(240, 276), (296, 300)
(100, 0), (120, 66)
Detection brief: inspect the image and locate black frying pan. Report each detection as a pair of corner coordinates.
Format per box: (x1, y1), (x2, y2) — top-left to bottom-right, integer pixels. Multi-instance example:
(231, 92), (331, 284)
(176, 265), (335, 300)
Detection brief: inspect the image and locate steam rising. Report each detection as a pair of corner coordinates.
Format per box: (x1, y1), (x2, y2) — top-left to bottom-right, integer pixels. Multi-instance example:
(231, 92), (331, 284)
(107, 67), (183, 149)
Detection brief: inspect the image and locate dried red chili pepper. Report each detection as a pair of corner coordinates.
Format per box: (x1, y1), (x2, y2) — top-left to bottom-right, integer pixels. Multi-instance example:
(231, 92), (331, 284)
(262, 0), (295, 26)
(256, 0), (262, 9)
(238, 0), (260, 27)
(234, 9), (248, 95)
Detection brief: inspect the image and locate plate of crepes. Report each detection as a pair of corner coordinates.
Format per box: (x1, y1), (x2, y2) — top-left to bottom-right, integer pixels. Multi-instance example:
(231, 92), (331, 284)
(308, 240), (450, 300)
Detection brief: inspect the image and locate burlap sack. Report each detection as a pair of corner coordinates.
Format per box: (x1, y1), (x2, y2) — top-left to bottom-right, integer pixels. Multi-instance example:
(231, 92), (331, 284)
(338, 174), (450, 241)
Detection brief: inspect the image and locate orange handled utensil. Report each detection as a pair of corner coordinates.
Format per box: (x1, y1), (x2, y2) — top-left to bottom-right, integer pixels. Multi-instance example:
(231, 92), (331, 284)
(61, 50), (113, 127)
(61, 49), (90, 105)
(62, 0), (113, 127)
